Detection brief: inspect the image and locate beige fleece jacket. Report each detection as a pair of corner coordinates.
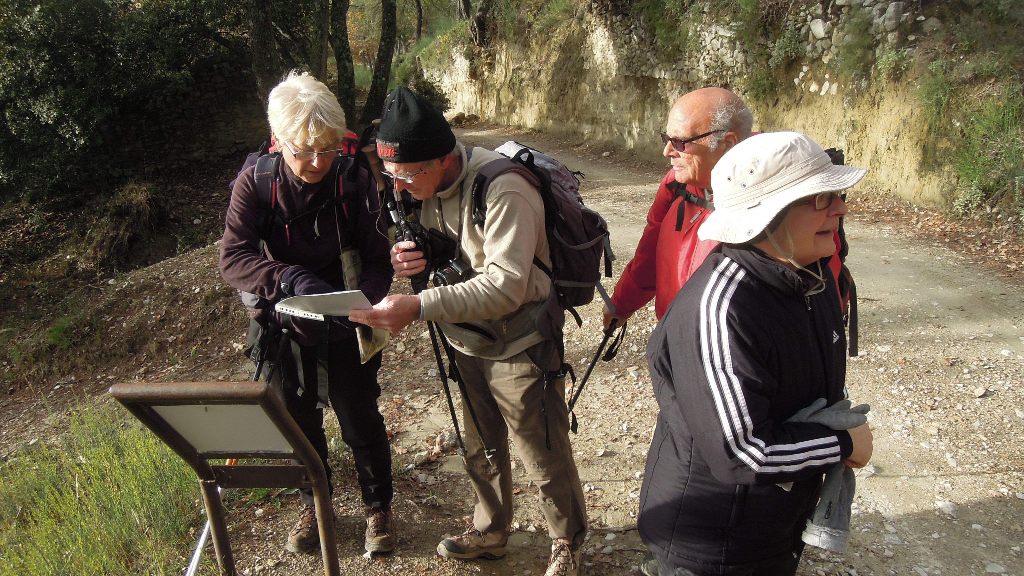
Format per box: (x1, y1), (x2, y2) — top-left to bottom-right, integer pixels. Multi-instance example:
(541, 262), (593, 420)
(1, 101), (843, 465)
(418, 143), (553, 359)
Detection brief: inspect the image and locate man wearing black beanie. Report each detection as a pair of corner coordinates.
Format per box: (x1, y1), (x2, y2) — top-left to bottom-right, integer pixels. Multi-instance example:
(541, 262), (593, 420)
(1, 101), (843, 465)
(349, 87), (587, 576)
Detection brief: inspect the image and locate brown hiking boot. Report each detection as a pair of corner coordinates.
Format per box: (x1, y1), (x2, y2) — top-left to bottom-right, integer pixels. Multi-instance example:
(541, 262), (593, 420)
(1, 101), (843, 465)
(436, 528), (507, 560)
(544, 538), (584, 576)
(285, 504), (320, 554)
(364, 507), (395, 554)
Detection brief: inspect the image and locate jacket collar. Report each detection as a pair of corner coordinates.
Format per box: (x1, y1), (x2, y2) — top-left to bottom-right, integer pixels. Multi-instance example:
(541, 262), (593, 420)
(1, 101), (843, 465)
(722, 244), (826, 297)
(435, 143), (468, 200)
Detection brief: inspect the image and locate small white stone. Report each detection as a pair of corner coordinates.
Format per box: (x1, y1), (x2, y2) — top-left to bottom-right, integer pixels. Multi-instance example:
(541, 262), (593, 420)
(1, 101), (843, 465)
(605, 533), (617, 541)
(974, 386), (988, 398)
(600, 546), (614, 554)
(972, 524), (983, 531)
(254, 508), (265, 517)
(985, 563), (1006, 574)
(936, 500), (957, 517)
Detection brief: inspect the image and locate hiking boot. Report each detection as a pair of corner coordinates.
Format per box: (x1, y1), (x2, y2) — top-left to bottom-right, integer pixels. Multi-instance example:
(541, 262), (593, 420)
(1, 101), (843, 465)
(364, 507), (395, 554)
(285, 504), (321, 554)
(544, 538), (584, 576)
(436, 528), (508, 560)
(640, 556), (660, 576)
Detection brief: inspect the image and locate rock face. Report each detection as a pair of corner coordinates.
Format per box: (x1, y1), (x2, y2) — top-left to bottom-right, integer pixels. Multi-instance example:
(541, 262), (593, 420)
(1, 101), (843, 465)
(427, 0), (947, 205)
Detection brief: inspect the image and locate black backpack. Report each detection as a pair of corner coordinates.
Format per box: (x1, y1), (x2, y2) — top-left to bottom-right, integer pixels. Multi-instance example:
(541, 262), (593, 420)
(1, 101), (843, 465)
(470, 141), (614, 326)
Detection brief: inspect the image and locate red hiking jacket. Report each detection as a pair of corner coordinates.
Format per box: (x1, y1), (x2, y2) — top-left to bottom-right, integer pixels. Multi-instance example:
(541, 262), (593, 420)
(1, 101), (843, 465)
(610, 168), (842, 320)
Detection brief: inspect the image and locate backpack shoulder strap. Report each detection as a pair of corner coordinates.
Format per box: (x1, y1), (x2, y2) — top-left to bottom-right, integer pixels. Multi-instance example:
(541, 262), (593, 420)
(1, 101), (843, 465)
(667, 181), (714, 232)
(253, 153), (283, 241)
(668, 180), (714, 210)
(471, 157), (542, 227)
(333, 155), (359, 248)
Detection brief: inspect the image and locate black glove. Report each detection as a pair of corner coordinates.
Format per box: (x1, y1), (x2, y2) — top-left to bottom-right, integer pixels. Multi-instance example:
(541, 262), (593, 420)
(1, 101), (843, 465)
(279, 265), (334, 296)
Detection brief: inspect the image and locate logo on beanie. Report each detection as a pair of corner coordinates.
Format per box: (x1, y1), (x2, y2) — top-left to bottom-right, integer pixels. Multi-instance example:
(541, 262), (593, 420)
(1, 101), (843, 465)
(376, 140), (399, 160)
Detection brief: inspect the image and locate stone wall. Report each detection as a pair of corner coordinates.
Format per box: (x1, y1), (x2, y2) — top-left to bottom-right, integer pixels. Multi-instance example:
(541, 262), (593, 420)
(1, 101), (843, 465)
(427, 0), (959, 206)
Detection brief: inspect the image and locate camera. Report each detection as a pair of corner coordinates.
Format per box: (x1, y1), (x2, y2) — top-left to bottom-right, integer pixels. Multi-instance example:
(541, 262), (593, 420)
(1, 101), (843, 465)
(432, 256), (475, 286)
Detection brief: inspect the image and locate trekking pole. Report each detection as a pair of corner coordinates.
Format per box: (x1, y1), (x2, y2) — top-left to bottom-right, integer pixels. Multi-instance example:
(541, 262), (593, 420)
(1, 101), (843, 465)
(183, 326), (288, 576)
(425, 322), (467, 456)
(567, 319), (626, 434)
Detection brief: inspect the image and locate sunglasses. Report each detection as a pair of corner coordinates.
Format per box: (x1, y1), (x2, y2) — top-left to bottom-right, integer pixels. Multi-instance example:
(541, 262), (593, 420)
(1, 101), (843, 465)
(281, 140), (344, 161)
(381, 165), (431, 184)
(659, 129), (724, 153)
(801, 191), (846, 211)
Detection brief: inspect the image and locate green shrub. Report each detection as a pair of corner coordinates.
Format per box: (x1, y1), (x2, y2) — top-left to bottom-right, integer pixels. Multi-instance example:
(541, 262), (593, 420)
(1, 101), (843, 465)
(537, 0), (576, 34)
(769, 26), (802, 69)
(0, 0), (243, 203)
(88, 182), (167, 271)
(833, 8), (875, 82)
(0, 405), (199, 575)
(45, 317), (72, 350)
(875, 48), (912, 81)
(411, 77), (452, 115)
(950, 84), (1024, 216)
(919, 59), (952, 125)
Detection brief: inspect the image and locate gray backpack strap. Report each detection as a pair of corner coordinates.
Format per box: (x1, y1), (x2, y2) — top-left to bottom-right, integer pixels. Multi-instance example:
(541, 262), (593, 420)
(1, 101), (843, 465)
(470, 158), (540, 226)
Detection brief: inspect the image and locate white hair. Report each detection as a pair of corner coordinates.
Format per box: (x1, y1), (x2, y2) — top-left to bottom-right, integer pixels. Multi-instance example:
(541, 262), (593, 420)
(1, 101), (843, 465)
(266, 70), (347, 148)
(707, 99), (754, 151)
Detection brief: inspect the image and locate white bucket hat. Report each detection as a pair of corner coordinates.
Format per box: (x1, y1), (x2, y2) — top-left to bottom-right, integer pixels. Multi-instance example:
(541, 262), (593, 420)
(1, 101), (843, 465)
(698, 131), (866, 244)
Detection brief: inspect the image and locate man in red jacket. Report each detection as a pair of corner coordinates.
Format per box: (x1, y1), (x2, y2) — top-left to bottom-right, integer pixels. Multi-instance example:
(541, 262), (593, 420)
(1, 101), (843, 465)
(606, 88), (848, 328)
(604, 87), (752, 326)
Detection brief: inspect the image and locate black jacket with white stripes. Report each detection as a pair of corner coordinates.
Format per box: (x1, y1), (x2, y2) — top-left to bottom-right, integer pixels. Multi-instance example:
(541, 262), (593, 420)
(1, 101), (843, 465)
(638, 244), (853, 569)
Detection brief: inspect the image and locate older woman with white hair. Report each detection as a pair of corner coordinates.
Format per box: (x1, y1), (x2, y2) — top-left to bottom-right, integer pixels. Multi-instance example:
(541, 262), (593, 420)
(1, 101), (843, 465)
(638, 131), (874, 575)
(219, 71), (395, 556)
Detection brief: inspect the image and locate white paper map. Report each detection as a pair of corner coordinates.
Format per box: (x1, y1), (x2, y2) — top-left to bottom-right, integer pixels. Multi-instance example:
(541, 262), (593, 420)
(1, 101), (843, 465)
(274, 290), (371, 321)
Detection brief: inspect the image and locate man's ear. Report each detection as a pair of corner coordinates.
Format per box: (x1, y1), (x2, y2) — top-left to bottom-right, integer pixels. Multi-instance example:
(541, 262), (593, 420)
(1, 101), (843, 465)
(721, 131), (739, 150)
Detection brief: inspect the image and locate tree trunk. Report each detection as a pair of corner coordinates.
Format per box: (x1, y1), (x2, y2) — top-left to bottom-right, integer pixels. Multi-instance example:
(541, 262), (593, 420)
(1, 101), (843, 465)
(415, 0), (423, 41)
(249, 0), (279, 105)
(313, 0), (330, 78)
(471, 0), (490, 47)
(357, 0), (397, 128)
(458, 0), (472, 19)
(330, 0), (356, 128)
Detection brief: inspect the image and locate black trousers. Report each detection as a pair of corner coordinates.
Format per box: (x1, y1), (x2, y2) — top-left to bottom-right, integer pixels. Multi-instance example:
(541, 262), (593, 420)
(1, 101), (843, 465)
(275, 336), (393, 510)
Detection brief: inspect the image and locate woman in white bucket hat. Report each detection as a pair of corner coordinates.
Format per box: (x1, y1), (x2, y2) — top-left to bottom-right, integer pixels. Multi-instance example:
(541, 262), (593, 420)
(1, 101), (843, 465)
(637, 132), (873, 575)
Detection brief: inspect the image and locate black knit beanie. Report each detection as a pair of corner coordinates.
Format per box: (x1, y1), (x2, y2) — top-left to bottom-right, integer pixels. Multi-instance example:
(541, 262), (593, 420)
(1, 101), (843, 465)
(375, 86), (456, 163)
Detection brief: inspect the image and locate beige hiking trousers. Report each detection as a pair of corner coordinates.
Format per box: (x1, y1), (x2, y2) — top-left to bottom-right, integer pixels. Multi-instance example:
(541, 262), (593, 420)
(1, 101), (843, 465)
(451, 339), (588, 546)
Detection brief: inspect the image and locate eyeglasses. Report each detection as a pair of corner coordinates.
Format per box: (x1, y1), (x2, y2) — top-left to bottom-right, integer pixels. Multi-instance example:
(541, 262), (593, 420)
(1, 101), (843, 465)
(281, 140), (344, 162)
(659, 129), (725, 153)
(381, 165), (430, 184)
(801, 191), (846, 210)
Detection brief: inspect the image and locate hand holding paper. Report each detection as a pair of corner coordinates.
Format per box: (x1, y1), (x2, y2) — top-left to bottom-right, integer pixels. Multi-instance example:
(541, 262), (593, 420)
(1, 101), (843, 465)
(347, 294), (421, 334)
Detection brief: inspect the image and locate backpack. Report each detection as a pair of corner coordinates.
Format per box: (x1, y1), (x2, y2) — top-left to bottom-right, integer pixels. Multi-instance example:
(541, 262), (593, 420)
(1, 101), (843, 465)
(470, 141), (615, 326)
(672, 145), (859, 357)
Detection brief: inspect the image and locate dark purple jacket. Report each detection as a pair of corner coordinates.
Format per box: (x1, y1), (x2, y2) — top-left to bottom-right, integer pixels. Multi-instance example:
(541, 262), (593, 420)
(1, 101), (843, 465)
(219, 156), (392, 342)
